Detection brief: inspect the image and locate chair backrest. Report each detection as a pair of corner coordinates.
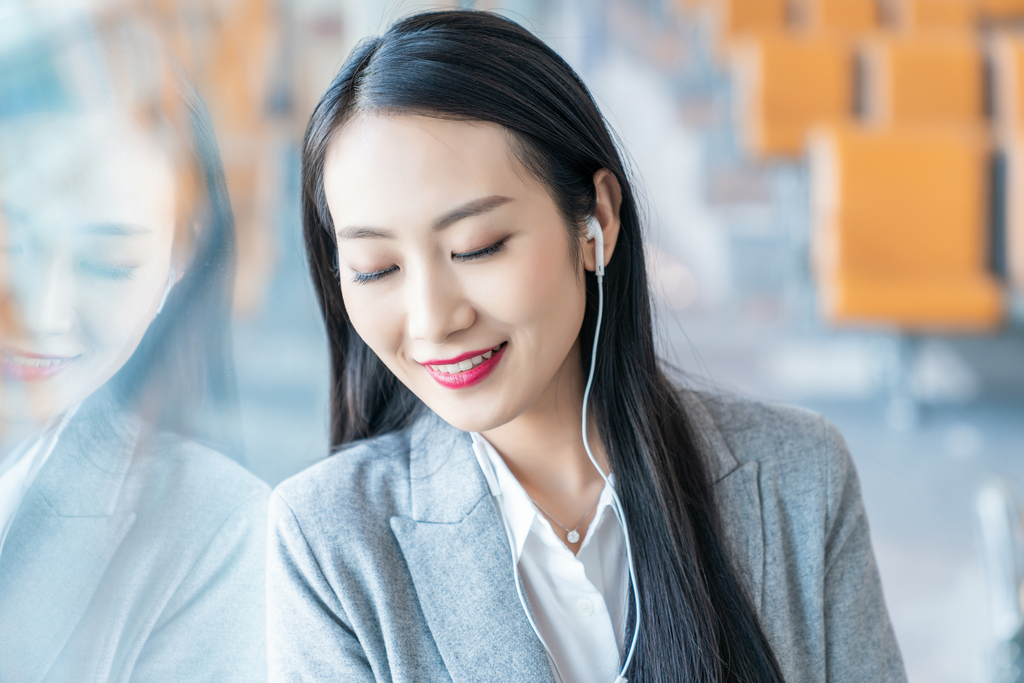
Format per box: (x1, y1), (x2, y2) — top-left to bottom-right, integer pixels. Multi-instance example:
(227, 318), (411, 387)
(732, 33), (854, 157)
(714, 0), (789, 57)
(809, 124), (1003, 329)
(860, 32), (984, 126)
(811, 124), (989, 277)
(978, 0), (1024, 19)
(892, 0), (978, 30)
(800, 0), (879, 33)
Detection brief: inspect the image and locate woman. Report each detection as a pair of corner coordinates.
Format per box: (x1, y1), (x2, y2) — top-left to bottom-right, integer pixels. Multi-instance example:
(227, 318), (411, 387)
(0, 10), (267, 681)
(268, 10), (905, 683)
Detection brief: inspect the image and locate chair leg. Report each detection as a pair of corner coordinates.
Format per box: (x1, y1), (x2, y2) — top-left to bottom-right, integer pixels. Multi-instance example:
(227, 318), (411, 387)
(886, 333), (920, 430)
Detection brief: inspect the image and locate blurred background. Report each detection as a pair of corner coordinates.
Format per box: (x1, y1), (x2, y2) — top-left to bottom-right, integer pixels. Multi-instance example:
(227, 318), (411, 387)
(5, 0), (1024, 679)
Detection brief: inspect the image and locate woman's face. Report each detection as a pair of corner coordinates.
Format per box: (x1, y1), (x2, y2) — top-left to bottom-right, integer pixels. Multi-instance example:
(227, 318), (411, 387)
(323, 115), (590, 432)
(0, 111), (179, 424)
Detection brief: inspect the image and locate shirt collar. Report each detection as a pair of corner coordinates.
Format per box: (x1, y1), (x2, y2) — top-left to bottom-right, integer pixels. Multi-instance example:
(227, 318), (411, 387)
(470, 432), (617, 563)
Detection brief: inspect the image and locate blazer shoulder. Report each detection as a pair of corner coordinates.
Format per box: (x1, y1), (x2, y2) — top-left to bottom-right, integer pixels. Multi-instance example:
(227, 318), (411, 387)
(271, 427), (414, 531)
(143, 433), (270, 508)
(131, 433), (270, 539)
(682, 388), (851, 484)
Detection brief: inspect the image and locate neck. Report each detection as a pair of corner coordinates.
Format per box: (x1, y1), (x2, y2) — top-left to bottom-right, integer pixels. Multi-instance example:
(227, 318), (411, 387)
(480, 339), (607, 501)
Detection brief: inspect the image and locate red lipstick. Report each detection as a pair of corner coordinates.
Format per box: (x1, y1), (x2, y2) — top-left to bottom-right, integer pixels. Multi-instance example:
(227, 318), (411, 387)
(421, 342), (506, 389)
(2, 349), (78, 382)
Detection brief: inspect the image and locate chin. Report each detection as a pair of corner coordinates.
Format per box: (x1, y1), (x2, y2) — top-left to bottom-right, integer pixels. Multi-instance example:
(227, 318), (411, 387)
(425, 394), (518, 435)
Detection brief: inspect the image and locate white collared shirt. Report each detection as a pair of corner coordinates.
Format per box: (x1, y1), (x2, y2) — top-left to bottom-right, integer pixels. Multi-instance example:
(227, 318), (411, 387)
(472, 433), (628, 683)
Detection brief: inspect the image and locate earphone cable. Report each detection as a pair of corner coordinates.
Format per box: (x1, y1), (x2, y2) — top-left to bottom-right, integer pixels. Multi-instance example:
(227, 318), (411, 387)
(581, 273), (641, 683)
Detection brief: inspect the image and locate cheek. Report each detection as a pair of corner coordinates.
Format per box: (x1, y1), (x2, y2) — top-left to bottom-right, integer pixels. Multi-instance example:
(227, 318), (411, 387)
(340, 284), (406, 362)
(483, 231), (584, 333)
(77, 263), (169, 359)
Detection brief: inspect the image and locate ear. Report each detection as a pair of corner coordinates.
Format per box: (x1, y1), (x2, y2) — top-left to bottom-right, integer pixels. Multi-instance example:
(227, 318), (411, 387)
(582, 169), (622, 273)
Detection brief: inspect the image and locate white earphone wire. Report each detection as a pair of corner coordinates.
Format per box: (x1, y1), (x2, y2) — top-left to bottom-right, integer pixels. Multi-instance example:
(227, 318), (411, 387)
(471, 437), (567, 683)
(471, 217), (640, 683)
(584, 215), (639, 683)
(582, 267), (640, 683)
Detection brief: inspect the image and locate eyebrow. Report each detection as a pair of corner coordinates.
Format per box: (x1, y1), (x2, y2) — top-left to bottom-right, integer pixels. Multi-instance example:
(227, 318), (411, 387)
(336, 195), (513, 241)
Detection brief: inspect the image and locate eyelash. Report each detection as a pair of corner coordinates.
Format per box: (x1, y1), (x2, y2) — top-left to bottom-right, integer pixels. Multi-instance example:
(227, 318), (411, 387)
(80, 263), (137, 281)
(453, 237), (507, 261)
(351, 237), (508, 284)
(352, 266), (397, 284)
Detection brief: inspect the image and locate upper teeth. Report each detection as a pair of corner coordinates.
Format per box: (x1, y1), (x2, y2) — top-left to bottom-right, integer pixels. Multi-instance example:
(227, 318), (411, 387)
(429, 345), (502, 374)
(3, 355), (70, 368)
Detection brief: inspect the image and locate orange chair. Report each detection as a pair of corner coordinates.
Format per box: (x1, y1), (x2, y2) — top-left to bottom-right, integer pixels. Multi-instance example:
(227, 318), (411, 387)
(731, 33), (854, 157)
(713, 0), (789, 57)
(809, 124), (1003, 330)
(859, 33), (984, 127)
(799, 0), (878, 33)
(892, 0), (978, 30)
(978, 0), (1024, 19)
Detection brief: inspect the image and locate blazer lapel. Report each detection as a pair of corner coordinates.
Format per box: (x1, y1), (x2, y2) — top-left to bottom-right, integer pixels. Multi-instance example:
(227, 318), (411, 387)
(390, 414), (554, 683)
(391, 393), (768, 680)
(714, 462), (765, 612)
(684, 393), (766, 613)
(0, 398), (138, 683)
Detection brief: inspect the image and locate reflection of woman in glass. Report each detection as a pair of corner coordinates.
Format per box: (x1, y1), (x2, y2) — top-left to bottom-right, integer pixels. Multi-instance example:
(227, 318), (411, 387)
(269, 10), (905, 683)
(0, 12), (267, 681)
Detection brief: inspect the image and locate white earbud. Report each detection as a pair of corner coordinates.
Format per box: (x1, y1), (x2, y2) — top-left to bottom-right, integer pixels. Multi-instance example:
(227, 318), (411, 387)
(155, 271), (175, 316)
(586, 215), (605, 278)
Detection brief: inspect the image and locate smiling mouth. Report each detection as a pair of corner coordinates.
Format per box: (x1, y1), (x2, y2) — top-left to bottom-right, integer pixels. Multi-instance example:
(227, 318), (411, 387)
(426, 343), (505, 375)
(3, 353), (76, 368)
(1, 350), (80, 381)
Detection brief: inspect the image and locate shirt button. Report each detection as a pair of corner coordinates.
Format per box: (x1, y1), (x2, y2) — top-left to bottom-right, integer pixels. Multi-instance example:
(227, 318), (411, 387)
(577, 598), (595, 616)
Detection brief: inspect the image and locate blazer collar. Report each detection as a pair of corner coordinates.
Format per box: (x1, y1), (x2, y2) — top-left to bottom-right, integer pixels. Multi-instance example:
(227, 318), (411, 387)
(403, 391), (745, 514)
(393, 394), (765, 677)
(0, 392), (139, 683)
(30, 392), (141, 517)
(681, 391), (766, 612)
(680, 390), (742, 484)
(405, 409), (491, 523)
(393, 411), (555, 683)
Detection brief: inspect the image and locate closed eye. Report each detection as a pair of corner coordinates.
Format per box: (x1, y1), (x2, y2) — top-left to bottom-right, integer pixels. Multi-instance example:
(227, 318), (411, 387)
(453, 237), (508, 261)
(352, 265), (398, 284)
(79, 262), (137, 281)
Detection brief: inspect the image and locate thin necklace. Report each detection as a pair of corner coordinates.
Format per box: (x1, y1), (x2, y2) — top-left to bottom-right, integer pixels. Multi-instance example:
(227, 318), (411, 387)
(527, 491), (601, 544)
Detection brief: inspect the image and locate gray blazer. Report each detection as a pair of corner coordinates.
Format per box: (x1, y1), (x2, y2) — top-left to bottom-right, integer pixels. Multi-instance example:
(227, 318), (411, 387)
(268, 391), (907, 682)
(0, 398), (269, 683)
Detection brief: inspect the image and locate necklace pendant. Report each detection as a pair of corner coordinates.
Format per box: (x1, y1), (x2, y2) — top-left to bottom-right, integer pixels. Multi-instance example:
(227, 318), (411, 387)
(567, 530), (580, 543)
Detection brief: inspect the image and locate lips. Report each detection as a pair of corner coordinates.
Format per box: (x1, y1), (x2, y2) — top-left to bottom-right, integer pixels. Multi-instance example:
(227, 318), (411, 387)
(1, 349), (79, 382)
(421, 342), (506, 389)
(423, 343), (503, 375)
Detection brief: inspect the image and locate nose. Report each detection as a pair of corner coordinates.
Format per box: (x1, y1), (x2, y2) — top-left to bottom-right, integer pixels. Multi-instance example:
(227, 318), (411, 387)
(405, 263), (475, 345)
(15, 255), (75, 336)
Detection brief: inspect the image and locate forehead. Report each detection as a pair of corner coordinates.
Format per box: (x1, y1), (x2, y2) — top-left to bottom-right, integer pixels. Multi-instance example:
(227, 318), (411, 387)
(0, 110), (177, 235)
(323, 114), (537, 224)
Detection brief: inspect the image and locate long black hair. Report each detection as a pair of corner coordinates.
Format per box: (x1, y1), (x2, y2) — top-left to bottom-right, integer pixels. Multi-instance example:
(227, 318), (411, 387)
(301, 10), (784, 683)
(0, 10), (240, 456)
